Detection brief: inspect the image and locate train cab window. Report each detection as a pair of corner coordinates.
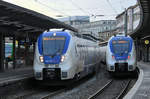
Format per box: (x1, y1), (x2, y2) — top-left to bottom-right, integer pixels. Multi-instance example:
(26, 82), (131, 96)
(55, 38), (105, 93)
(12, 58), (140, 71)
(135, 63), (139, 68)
(112, 40), (129, 54)
(43, 37), (66, 56)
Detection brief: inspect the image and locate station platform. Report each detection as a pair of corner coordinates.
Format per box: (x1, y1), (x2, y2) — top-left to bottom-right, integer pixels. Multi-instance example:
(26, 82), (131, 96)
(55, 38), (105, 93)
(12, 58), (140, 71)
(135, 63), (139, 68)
(124, 62), (150, 99)
(0, 67), (33, 87)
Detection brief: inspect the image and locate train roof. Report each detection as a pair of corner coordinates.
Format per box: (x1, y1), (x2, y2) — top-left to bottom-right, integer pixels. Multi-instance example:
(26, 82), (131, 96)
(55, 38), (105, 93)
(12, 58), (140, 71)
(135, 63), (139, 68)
(41, 29), (97, 42)
(42, 31), (71, 38)
(110, 35), (133, 41)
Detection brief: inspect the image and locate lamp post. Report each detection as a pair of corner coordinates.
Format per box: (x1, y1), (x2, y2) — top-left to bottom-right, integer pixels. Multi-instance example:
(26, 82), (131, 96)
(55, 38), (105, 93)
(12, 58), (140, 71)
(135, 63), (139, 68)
(124, 8), (128, 35)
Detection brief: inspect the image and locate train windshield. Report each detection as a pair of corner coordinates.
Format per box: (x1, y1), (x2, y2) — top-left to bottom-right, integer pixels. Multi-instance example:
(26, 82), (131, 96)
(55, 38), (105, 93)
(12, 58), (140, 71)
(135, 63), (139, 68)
(43, 36), (66, 56)
(112, 40), (129, 54)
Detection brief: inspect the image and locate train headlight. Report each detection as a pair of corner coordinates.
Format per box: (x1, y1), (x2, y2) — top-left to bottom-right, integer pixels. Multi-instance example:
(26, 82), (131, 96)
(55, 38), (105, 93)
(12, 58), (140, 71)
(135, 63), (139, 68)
(39, 56), (44, 63)
(61, 55), (65, 62)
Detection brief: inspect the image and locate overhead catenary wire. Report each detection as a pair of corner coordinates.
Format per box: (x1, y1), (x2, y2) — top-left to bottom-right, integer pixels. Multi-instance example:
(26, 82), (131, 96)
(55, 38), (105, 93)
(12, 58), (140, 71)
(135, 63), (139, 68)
(34, 0), (117, 22)
(68, 0), (116, 19)
(34, 0), (94, 19)
(69, 0), (91, 16)
(34, 0), (92, 20)
(119, 0), (125, 10)
(52, 7), (101, 11)
(34, 0), (117, 19)
(106, 0), (118, 14)
(34, 0), (70, 17)
(119, 0), (136, 10)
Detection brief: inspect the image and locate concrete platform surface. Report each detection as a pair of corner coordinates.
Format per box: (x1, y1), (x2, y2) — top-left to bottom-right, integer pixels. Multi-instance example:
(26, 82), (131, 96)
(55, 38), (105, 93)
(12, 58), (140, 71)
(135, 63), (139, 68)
(124, 62), (150, 99)
(0, 67), (33, 87)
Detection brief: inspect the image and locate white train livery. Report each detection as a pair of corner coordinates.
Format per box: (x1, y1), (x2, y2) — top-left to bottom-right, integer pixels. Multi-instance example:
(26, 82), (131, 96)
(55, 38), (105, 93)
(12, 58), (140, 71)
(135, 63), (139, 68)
(33, 30), (100, 84)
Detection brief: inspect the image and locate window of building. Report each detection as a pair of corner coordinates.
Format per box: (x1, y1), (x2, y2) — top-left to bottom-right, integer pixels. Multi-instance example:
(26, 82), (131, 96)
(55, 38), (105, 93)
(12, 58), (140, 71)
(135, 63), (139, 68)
(106, 27), (108, 30)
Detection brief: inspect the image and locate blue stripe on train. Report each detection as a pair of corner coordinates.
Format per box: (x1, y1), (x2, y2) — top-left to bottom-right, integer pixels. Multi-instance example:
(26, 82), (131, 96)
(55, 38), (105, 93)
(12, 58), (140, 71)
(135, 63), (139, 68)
(38, 34), (43, 55)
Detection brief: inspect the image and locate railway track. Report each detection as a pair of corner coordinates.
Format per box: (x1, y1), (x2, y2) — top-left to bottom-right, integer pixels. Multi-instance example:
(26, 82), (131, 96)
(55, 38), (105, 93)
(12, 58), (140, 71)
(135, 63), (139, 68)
(116, 80), (131, 99)
(14, 88), (65, 99)
(8, 73), (95, 99)
(39, 88), (65, 99)
(88, 79), (131, 99)
(15, 90), (39, 99)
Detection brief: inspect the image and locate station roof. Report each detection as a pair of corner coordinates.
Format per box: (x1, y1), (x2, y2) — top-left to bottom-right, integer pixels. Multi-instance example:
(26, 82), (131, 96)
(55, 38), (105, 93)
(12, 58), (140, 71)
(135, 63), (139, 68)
(0, 0), (77, 41)
(130, 0), (150, 39)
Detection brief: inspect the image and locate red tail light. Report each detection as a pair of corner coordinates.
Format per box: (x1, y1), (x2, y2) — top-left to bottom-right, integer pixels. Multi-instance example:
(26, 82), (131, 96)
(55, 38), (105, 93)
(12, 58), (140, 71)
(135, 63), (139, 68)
(128, 55), (130, 59)
(112, 55), (115, 59)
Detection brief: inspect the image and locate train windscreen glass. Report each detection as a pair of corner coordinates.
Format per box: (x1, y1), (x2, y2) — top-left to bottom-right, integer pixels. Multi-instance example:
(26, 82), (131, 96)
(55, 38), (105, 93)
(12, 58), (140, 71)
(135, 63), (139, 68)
(43, 37), (65, 56)
(112, 40), (129, 54)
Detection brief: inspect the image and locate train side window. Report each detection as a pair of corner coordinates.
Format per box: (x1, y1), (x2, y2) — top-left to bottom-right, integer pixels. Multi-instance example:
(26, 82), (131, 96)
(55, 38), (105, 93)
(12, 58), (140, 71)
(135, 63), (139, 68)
(80, 46), (84, 59)
(76, 44), (81, 57)
(75, 44), (78, 54)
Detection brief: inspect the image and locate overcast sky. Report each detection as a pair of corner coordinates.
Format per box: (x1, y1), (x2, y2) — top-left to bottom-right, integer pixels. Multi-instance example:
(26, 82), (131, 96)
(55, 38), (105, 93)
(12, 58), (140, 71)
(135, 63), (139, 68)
(3, 0), (137, 21)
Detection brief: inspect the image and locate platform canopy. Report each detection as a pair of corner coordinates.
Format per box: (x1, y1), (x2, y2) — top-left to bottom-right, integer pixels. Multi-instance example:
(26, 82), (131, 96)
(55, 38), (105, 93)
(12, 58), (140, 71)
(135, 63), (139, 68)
(130, 0), (150, 39)
(0, 0), (77, 41)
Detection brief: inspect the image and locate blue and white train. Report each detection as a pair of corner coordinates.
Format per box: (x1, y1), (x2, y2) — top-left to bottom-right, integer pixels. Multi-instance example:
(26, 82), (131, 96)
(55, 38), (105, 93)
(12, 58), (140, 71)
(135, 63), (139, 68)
(33, 29), (101, 84)
(100, 34), (137, 74)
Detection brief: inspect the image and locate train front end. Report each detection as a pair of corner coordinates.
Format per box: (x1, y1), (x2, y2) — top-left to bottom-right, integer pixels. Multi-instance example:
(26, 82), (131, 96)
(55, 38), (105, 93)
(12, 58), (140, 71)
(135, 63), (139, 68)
(106, 36), (136, 72)
(33, 31), (72, 81)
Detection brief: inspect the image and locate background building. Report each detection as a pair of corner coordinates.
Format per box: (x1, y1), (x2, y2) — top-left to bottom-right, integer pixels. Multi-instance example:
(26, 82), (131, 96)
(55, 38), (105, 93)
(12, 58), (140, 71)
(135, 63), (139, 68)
(116, 3), (141, 34)
(59, 16), (117, 40)
(99, 29), (117, 41)
(58, 16), (90, 25)
(73, 20), (116, 38)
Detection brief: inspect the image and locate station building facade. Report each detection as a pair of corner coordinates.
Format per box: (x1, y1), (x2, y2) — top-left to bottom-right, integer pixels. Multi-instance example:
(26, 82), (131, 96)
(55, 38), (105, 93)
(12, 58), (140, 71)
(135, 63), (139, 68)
(73, 20), (116, 39)
(116, 3), (141, 34)
(58, 16), (117, 40)
(99, 29), (118, 41)
(98, 3), (141, 41)
(58, 16), (90, 26)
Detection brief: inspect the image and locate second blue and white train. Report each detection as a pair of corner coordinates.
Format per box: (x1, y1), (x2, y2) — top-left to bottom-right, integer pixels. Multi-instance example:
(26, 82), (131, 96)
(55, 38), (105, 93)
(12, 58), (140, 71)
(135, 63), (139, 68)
(100, 34), (137, 74)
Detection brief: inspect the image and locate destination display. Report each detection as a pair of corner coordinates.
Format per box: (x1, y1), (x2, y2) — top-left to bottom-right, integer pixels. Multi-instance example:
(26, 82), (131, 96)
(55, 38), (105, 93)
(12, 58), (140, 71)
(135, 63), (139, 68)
(112, 40), (128, 44)
(43, 37), (65, 40)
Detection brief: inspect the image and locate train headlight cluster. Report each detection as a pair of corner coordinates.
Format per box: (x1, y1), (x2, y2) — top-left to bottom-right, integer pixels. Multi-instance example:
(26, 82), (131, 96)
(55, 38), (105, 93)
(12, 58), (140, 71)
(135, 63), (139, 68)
(39, 56), (44, 63)
(61, 55), (65, 62)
